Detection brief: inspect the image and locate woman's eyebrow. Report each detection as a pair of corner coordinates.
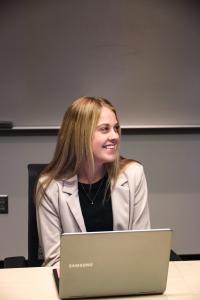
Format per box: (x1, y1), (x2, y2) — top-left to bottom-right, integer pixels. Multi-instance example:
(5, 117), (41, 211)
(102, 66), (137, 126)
(96, 123), (109, 127)
(97, 122), (119, 127)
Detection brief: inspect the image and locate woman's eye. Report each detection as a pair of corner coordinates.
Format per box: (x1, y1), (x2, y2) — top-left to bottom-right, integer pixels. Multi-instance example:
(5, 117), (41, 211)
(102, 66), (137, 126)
(100, 127), (109, 132)
(114, 125), (119, 132)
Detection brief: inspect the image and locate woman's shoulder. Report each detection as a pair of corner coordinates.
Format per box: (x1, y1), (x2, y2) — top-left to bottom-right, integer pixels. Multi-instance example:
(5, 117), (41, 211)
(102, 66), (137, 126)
(37, 175), (61, 194)
(37, 173), (77, 194)
(119, 158), (144, 177)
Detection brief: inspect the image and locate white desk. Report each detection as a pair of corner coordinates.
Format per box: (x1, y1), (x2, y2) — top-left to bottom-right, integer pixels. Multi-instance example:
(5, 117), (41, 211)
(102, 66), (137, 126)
(0, 261), (200, 300)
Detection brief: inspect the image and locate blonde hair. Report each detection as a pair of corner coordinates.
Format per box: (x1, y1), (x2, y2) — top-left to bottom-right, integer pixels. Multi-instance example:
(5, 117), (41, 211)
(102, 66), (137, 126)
(36, 96), (121, 205)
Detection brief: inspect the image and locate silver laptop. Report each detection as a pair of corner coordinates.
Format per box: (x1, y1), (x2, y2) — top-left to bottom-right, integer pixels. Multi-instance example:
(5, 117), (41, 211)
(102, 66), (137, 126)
(56, 229), (172, 299)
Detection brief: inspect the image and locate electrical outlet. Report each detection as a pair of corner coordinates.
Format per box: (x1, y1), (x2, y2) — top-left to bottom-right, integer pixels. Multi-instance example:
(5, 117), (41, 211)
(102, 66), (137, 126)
(0, 195), (8, 214)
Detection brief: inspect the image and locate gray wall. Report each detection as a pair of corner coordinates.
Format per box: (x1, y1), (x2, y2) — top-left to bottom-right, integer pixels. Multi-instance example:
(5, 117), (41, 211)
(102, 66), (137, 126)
(0, 0), (200, 127)
(0, 1), (200, 259)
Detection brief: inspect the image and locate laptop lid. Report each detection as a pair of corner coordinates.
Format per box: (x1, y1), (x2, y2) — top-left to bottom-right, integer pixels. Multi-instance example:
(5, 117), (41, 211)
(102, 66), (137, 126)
(58, 229), (172, 299)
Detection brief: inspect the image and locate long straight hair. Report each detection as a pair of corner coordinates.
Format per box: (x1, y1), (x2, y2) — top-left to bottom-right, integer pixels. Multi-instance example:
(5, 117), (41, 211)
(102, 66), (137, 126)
(36, 96), (121, 206)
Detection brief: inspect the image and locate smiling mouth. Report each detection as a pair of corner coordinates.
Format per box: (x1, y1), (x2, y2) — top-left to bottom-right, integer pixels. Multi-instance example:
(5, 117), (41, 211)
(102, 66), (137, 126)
(103, 144), (116, 149)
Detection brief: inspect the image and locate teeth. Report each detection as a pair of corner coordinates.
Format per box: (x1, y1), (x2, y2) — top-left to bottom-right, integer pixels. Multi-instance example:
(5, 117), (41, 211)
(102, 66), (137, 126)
(104, 145), (115, 149)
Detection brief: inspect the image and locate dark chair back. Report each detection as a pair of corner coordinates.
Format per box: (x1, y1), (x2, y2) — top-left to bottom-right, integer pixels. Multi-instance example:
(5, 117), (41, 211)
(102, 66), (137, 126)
(28, 163), (47, 266)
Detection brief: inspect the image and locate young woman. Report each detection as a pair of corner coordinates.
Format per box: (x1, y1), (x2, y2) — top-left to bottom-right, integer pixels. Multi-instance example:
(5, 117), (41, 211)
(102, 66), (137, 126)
(36, 96), (150, 266)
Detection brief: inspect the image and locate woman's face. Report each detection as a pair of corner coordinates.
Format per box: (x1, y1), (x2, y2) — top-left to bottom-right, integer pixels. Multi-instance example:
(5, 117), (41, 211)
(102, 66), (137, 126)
(92, 106), (120, 168)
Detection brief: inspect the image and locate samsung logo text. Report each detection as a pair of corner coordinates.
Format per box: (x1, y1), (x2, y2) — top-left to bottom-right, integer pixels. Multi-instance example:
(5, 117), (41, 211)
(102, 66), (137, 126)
(68, 263), (94, 269)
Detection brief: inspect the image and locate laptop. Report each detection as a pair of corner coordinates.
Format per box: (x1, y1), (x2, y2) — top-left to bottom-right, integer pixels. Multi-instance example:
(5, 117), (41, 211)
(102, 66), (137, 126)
(53, 229), (172, 299)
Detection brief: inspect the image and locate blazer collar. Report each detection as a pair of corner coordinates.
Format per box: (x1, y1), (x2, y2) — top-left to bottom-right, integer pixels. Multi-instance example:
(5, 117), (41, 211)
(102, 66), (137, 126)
(61, 172), (127, 191)
(62, 174), (78, 195)
(62, 175), (86, 231)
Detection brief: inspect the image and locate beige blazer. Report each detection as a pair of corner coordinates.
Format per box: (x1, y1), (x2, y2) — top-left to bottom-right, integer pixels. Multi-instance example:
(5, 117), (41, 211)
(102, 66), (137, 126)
(36, 162), (150, 266)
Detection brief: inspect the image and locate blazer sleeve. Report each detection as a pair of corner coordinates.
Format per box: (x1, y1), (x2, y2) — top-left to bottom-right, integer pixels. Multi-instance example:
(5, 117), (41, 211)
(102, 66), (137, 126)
(36, 179), (62, 267)
(127, 163), (151, 230)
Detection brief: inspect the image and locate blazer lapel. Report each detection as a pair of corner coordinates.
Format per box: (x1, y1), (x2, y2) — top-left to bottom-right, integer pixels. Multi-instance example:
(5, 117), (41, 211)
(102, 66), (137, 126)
(111, 173), (130, 230)
(62, 176), (86, 232)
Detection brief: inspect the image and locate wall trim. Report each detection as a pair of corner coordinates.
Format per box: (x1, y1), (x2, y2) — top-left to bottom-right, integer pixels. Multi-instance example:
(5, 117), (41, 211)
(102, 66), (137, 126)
(1, 126), (200, 136)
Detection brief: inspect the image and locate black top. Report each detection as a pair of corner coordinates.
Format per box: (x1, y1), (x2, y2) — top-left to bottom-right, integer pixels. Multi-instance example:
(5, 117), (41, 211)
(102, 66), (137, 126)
(78, 176), (113, 232)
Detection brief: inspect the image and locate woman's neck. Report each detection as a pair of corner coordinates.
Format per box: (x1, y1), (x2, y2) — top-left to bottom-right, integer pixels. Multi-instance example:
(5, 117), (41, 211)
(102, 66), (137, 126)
(78, 166), (106, 184)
